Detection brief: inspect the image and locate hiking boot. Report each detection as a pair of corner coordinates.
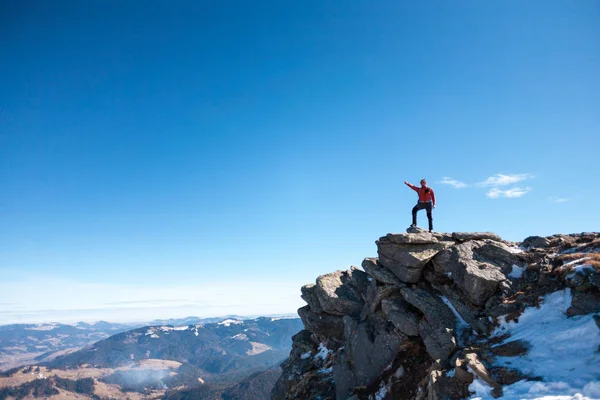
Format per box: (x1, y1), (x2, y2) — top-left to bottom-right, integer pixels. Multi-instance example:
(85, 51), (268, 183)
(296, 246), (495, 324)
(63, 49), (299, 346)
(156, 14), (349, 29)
(410, 224), (416, 228)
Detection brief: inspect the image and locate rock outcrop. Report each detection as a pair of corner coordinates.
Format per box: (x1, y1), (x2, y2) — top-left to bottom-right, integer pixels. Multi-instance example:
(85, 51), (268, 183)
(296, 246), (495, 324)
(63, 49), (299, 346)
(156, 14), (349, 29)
(272, 231), (600, 400)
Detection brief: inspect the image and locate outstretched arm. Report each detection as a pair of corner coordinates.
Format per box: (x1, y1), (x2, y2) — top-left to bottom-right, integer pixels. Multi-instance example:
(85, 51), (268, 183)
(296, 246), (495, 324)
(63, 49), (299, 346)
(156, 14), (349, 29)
(404, 181), (419, 192)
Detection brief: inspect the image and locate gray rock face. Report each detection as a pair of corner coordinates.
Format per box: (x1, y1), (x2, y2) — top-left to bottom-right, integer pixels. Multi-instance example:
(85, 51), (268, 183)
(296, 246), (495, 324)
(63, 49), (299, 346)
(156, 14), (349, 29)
(361, 281), (403, 319)
(361, 258), (402, 285)
(433, 283), (492, 334)
(332, 346), (357, 400)
(433, 241), (507, 306)
(452, 232), (503, 242)
(344, 314), (408, 390)
(300, 284), (324, 313)
(381, 298), (420, 336)
(377, 235), (453, 283)
(400, 287), (458, 361)
(315, 268), (369, 317)
(418, 318), (457, 362)
(400, 287), (456, 327)
(297, 306), (344, 337)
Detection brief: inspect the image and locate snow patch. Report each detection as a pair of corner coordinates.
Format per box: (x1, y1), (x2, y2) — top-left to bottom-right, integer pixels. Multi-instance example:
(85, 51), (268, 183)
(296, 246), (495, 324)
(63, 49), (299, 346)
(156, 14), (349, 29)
(315, 343), (332, 360)
(508, 264), (524, 279)
(475, 289), (600, 399)
(218, 319), (243, 327)
(372, 382), (387, 400)
(231, 333), (248, 340)
(300, 352), (312, 360)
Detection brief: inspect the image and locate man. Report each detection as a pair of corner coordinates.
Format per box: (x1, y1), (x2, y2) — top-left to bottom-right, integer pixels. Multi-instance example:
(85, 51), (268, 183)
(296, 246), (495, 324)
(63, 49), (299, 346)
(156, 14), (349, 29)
(404, 179), (436, 232)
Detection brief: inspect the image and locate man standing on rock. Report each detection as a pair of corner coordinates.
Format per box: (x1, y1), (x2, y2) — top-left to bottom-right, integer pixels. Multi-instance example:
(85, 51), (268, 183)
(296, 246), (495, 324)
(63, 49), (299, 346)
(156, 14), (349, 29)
(404, 179), (436, 232)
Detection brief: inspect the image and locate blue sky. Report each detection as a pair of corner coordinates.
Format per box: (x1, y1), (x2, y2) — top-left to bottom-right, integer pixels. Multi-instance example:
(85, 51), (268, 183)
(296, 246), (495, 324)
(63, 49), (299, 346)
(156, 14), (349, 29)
(1, 1), (599, 324)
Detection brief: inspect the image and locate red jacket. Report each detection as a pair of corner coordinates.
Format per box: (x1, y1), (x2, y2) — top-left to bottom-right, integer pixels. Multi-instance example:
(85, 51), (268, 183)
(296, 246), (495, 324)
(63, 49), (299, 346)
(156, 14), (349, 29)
(406, 183), (436, 206)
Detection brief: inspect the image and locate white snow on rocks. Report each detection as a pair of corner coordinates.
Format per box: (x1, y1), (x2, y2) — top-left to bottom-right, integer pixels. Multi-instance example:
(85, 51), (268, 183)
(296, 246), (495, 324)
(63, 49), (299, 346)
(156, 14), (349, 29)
(470, 289), (600, 399)
(315, 343), (331, 360)
(508, 264), (524, 279)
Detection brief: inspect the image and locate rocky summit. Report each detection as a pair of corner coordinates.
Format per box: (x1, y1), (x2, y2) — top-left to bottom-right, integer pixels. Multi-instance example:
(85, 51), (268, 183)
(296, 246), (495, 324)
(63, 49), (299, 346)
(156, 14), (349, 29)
(272, 230), (600, 400)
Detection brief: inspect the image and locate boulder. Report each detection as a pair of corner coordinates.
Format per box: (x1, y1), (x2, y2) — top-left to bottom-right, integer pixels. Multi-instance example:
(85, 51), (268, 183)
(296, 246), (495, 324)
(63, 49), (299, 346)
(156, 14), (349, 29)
(377, 235), (453, 283)
(314, 268), (369, 317)
(300, 284), (324, 313)
(452, 232), (503, 242)
(361, 258), (403, 285)
(297, 306), (344, 337)
(381, 298), (420, 337)
(567, 290), (600, 316)
(433, 241), (507, 306)
(522, 236), (551, 249)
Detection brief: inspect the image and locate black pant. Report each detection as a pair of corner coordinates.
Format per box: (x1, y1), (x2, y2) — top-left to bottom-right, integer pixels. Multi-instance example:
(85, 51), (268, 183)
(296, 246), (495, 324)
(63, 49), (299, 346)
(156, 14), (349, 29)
(412, 202), (433, 231)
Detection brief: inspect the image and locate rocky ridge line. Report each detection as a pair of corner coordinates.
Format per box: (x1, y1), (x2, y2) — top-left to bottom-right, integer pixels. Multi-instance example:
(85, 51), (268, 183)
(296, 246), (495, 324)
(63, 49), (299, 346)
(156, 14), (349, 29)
(271, 229), (600, 400)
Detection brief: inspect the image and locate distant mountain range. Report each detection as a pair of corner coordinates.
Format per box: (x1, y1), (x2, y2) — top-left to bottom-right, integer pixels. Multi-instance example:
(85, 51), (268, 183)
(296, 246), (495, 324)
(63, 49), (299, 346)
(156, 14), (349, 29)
(0, 320), (140, 371)
(0, 316), (303, 399)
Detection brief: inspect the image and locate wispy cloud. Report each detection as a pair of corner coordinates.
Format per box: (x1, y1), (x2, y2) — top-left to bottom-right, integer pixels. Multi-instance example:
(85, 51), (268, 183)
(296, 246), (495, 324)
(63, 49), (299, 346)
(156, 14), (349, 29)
(439, 177), (468, 189)
(549, 197), (569, 203)
(478, 173), (535, 187)
(486, 187), (532, 199)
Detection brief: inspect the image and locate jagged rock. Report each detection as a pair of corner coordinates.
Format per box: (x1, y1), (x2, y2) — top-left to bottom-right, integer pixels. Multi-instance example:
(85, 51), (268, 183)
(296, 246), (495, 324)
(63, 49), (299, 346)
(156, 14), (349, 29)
(272, 330), (321, 400)
(297, 306), (344, 337)
(418, 318), (457, 362)
(522, 236), (551, 249)
(400, 287), (456, 327)
(433, 241), (507, 306)
(465, 353), (502, 391)
(475, 241), (524, 274)
(314, 268), (369, 317)
(361, 282), (402, 319)
(452, 232), (503, 242)
(361, 257), (403, 285)
(432, 283), (492, 334)
(386, 232), (440, 244)
(567, 290), (600, 316)
(381, 298), (420, 336)
(300, 284), (324, 313)
(455, 358), (474, 384)
(340, 314), (408, 397)
(377, 235), (453, 283)
(399, 287), (458, 361)
(332, 347), (357, 400)
(491, 339), (531, 357)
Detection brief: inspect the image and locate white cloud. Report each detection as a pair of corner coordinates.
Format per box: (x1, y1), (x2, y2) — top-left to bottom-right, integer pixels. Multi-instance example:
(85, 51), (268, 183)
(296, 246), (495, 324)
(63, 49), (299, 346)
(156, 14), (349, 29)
(478, 173), (535, 187)
(439, 177), (468, 189)
(549, 197), (569, 203)
(486, 187), (532, 199)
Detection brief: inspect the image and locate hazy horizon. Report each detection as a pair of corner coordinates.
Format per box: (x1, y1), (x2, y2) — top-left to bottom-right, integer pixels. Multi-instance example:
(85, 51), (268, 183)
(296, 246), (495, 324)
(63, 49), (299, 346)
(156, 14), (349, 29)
(2, 1), (598, 324)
